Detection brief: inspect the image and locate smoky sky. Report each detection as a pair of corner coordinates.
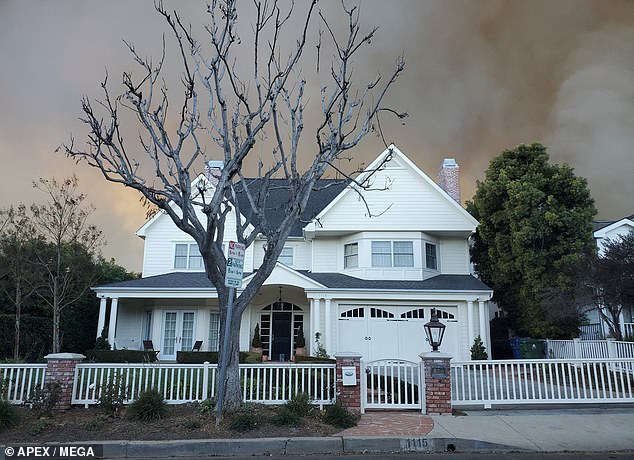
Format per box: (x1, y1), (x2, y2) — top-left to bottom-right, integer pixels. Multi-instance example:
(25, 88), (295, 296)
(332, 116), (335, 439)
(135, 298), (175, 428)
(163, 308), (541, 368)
(1, 0), (633, 272)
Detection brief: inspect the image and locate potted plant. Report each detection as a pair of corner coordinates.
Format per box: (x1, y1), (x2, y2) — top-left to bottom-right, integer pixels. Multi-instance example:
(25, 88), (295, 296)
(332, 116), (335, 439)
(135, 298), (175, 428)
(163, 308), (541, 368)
(295, 325), (307, 357)
(250, 323), (263, 354)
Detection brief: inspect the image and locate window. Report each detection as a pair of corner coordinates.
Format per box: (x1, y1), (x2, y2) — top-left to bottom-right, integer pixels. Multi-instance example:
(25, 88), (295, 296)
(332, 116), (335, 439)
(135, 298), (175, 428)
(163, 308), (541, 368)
(371, 241), (392, 267)
(340, 307), (365, 318)
(279, 246), (294, 265)
(370, 307), (394, 318)
(371, 241), (414, 267)
(174, 243), (203, 269)
(208, 312), (220, 351)
(425, 243), (438, 270)
(393, 241), (414, 267)
(344, 243), (358, 268)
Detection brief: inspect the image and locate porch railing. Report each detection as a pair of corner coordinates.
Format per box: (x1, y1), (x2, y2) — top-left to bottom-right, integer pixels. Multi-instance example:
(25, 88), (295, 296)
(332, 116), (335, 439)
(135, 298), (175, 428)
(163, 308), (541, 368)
(71, 362), (335, 407)
(624, 323), (634, 339)
(452, 359), (634, 407)
(546, 339), (634, 360)
(579, 323), (604, 340)
(1, 364), (47, 404)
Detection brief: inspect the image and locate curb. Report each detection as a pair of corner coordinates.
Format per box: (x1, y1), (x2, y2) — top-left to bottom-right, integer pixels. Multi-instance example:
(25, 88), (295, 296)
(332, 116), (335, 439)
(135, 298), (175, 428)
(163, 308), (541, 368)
(2, 437), (525, 458)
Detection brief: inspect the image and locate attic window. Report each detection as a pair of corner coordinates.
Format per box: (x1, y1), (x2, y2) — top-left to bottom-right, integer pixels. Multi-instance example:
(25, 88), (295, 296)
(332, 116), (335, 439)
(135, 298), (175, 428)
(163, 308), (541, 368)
(279, 246), (294, 266)
(174, 243), (203, 270)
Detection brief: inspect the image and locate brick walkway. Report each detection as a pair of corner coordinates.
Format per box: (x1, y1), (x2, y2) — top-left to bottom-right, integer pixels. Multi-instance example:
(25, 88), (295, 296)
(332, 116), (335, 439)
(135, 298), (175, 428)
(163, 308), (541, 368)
(336, 411), (434, 437)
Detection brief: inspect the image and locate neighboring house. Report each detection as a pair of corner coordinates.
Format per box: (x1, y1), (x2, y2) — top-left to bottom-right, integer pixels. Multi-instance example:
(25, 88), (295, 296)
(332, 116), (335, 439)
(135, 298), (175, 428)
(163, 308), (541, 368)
(582, 214), (634, 340)
(94, 145), (493, 362)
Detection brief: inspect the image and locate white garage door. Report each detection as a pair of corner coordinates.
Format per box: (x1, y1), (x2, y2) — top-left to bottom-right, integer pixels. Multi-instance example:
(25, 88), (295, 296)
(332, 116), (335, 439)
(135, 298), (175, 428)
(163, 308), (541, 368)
(337, 305), (459, 362)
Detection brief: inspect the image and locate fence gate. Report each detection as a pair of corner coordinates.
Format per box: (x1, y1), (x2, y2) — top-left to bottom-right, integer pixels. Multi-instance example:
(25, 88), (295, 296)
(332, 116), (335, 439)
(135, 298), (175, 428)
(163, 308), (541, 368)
(362, 359), (423, 413)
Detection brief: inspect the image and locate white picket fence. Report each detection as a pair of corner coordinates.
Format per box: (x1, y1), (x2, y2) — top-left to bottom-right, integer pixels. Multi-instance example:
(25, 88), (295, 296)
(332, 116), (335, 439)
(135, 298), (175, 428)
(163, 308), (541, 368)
(71, 362), (335, 407)
(546, 339), (634, 360)
(1, 364), (47, 404)
(452, 359), (634, 407)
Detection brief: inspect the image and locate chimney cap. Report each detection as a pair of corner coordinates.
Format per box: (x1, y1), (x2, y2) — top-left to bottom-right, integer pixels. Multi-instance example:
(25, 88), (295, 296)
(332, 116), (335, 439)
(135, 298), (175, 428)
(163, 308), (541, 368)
(441, 158), (458, 168)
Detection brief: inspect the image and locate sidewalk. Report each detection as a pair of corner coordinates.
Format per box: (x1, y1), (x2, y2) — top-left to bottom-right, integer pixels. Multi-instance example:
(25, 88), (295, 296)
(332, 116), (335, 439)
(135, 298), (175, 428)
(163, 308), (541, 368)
(2, 408), (633, 457)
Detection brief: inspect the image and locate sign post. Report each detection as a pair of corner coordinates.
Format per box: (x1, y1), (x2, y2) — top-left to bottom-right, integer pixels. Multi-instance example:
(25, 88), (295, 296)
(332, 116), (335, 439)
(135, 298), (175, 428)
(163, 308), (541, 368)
(216, 241), (245, 421)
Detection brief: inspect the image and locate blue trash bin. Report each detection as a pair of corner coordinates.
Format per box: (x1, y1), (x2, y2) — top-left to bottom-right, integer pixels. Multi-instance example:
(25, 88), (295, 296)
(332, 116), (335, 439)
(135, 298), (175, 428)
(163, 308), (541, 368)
(509, 337), (522, 359)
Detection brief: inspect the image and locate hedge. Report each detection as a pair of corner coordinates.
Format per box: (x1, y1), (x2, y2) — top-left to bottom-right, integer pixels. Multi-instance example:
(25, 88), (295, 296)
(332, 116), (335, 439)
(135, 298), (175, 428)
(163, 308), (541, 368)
(85, 349), (158, 363)
(294, 355), (336, 364)
(176, 351), (262, 364)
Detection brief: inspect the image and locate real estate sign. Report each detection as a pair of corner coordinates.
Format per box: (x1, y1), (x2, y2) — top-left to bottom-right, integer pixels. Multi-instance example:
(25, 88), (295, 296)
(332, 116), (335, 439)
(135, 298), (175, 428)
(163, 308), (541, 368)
(225, 241), (245, 288)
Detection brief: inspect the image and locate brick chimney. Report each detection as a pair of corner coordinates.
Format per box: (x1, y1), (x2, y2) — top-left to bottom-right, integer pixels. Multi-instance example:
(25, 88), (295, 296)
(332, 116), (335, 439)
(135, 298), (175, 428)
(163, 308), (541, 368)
(204, 160), (223, 186)
(438, 158), (461, 204)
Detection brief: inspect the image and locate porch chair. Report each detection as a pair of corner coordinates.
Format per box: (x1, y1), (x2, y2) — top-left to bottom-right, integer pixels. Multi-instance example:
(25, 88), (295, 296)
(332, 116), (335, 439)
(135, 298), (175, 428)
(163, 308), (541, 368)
(192, 340), (203, 352)
(143, 340), (160, 360)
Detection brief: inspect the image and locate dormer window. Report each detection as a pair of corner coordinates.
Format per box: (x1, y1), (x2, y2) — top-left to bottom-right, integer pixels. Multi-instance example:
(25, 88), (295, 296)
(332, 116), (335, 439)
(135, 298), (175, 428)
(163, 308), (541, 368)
(371, 241), (414, 267)
(279, 246), (294, 266)
(425, 242), (438, 270)
(174, 243), (203, 269)
(344, 243), (358, 268)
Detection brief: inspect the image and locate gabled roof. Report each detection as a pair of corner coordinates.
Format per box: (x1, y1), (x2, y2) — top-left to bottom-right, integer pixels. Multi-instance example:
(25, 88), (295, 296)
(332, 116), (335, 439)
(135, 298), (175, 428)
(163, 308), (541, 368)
(593, 214), (634, 237)
(305, 144), (479, 231)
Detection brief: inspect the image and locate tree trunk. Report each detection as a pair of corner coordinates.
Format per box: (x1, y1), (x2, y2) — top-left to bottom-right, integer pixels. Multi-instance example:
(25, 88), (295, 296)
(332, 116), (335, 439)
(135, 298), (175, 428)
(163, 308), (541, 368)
(13, 282), (21, 361)
(53, 276), (61, 353)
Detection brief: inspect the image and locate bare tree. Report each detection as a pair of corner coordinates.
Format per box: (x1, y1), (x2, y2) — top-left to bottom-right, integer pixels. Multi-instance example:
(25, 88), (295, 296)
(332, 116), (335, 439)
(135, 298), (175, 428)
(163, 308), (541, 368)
(62, 0), (405, 414)
(30, 176), (103, 353)
(0, 205), (44, 360)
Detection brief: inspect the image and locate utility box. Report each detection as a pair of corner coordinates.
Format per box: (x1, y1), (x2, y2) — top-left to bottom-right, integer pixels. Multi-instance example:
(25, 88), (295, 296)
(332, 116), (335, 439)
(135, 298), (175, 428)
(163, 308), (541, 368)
(342, 366), (357, 386)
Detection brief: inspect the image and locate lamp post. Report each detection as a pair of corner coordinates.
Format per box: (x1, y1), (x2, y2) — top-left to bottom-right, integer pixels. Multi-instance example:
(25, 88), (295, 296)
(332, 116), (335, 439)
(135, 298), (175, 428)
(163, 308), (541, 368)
(424, 308), (446, 352)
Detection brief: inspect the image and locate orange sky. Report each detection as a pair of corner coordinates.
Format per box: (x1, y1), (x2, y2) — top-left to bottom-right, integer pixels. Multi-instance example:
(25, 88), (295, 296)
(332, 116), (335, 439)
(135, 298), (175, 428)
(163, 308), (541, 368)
(1, 0), (633, 272)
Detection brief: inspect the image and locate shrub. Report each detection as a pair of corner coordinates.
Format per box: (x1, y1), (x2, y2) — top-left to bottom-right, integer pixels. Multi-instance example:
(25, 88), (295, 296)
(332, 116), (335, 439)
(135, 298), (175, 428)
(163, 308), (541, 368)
(0, 399), (18, 430)
(323, 403), (358, 428)
(294, 355), (336, 364)
(470, 335), (488, 360)
(28, 419), (50, 436)
(228, 404), (266, 432)
(272, 405), (302, 427)
(183, 418), (202, 431)
(127, 389), (168, 421)
(198, 398), (215, 417)
(26, 381), (62, 415)
(94, 327), (111, 351)
(86, 350), (157, 363)
(176, 351), (262, 364)
(295, 325), (306, 348)
(251, 324), (262, 348)
(285, 392), (313, 417)
(85, 415), (107, 431)
(98, 372), (127, 416)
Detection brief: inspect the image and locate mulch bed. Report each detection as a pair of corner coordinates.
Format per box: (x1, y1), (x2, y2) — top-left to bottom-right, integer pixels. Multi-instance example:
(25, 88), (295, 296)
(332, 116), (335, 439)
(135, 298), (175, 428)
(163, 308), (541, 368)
(0, 404), (341, 443)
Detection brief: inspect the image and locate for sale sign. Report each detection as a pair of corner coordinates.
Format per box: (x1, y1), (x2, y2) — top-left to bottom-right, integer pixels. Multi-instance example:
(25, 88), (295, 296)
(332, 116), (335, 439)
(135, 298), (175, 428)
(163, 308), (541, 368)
(225, 241), (245, 288)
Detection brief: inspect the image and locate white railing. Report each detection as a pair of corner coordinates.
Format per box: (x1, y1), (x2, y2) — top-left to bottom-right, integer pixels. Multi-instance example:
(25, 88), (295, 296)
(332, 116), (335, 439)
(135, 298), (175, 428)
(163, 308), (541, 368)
(579, 323), (604, 340)
(546, 339), (634, 359)
(624, 323), (634, 339)
(1, 364), (47, 404)
(71, 362), (335, 407)
(452, 359), (634, 407)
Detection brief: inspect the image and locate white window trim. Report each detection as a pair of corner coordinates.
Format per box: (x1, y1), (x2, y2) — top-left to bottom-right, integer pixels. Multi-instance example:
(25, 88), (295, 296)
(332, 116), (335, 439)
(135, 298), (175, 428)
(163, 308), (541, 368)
(344, 242), (359, 269)
(174, 243), (203, 270)
(279, 246), (294, 266)
(425, 242), (438, 271)
(371, 240), (414, 268)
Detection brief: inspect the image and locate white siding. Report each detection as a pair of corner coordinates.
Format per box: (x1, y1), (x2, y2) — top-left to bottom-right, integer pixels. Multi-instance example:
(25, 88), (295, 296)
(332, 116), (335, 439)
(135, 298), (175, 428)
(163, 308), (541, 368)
(312, 239), (339, 272)
(141, 205), (254, 277)
(317, 162), (475, 233)
(597, 223), (634, 255)
(439, 238), (470, 274)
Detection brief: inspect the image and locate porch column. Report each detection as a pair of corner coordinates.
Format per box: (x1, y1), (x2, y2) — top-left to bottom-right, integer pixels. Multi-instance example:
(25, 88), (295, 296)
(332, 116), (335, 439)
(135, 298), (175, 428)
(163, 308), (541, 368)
(478, 300), (488, 353)
(96, 297), (107, 339)
(324, 298), (332, 355)
(310, 298), (320, 355)
(467, 300), (474, 348)
(108, 297), (119, 348)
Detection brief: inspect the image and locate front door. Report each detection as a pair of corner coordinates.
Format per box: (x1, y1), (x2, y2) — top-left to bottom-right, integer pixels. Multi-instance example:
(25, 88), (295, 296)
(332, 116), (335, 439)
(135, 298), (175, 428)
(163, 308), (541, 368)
(161, 310), (196, 360)
(271, 312), (292, 361)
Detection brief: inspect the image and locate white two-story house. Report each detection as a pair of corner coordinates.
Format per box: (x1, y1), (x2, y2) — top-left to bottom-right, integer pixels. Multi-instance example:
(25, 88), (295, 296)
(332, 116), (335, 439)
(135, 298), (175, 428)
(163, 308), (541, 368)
(582, 214), (634, 339)
(93, 145), (493, 362)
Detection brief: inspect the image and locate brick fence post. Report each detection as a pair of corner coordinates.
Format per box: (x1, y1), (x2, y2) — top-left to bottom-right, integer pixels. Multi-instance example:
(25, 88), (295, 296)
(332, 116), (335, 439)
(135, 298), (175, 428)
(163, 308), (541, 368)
(334, 352), (362, 414)
(420, 352), (452, 415)
(44, 353), (85, 410)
